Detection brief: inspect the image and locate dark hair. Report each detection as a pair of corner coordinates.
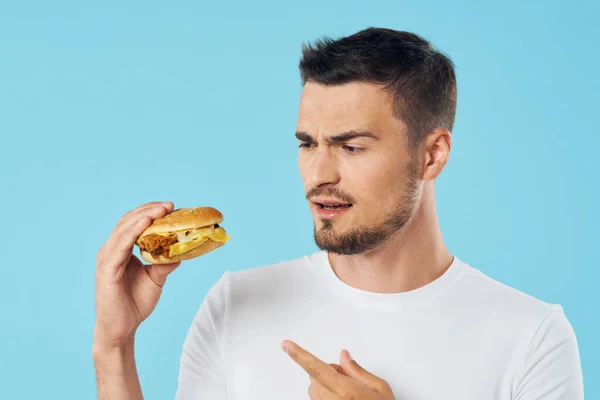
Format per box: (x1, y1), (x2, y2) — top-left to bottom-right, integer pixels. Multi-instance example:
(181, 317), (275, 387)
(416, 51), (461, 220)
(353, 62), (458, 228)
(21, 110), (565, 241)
(299, 27), (457, 150)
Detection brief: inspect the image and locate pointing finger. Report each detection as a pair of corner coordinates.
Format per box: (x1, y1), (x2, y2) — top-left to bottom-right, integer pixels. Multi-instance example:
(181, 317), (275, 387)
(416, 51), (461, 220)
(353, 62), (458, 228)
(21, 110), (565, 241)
(282, 340), (343, 393)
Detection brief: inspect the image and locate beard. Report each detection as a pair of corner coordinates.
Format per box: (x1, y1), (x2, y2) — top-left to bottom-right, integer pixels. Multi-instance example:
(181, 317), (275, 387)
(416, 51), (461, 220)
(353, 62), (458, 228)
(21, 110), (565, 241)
(312, 160), (420, 256)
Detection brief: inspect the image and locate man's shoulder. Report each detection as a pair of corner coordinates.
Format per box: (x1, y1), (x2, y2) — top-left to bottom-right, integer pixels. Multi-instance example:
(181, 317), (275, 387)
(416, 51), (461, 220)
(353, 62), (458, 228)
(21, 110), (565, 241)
(457, 258), (563, 322)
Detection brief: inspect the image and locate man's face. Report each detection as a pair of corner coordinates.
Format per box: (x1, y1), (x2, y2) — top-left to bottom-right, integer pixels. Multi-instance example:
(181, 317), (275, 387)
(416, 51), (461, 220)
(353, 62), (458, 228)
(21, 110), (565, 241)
(297, 81), (421, 255)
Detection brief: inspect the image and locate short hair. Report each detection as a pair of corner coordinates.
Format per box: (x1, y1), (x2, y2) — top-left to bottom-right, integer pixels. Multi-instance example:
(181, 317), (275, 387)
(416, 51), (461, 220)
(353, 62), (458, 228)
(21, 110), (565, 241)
(299, 27), (457, 150)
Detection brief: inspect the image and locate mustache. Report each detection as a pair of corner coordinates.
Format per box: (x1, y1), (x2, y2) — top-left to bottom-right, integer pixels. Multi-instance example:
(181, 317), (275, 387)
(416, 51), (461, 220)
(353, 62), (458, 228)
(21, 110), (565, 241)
(305, 187), (356, 204)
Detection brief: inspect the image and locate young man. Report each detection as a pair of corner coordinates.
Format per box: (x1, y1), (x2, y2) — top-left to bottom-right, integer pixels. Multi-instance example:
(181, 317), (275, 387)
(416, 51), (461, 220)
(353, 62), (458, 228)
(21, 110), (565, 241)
(93, 28), (584, 399)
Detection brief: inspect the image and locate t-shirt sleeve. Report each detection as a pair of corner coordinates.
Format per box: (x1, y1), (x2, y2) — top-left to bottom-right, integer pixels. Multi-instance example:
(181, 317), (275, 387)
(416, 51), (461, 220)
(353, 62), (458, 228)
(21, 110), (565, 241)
(175, 273), (230, 400)
(513, 305), (584, 400)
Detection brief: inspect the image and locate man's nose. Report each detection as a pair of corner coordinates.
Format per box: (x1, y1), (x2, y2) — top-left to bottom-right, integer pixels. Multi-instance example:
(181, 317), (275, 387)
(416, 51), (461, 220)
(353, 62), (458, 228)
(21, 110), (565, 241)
(305, 147), (340, 189)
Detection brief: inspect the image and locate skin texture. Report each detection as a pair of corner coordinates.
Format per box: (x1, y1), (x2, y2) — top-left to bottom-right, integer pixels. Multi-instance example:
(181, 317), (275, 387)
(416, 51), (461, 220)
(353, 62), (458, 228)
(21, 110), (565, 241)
(297, 82), (420, 257)
(289, 81), (454, 398)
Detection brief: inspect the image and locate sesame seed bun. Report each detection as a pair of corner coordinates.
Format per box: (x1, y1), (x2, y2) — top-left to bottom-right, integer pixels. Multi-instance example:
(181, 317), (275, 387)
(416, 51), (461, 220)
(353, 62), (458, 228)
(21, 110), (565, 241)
(139, 207), (223, 236)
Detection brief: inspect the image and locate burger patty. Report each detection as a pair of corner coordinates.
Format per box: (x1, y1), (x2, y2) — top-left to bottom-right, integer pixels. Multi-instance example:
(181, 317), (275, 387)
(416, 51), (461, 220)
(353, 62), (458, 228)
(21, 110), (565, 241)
(138, 233), (179, 257)
(137, 225), (220, 257)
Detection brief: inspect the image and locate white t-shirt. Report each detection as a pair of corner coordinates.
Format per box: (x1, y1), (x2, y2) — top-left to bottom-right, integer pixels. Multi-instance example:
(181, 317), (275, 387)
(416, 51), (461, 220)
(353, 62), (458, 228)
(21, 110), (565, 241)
(175, 251), (584, 399)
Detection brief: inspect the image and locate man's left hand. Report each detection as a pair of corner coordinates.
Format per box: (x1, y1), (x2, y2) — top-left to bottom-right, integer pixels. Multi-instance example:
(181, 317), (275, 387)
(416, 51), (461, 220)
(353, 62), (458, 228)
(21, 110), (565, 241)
(281, 340), (395, 399)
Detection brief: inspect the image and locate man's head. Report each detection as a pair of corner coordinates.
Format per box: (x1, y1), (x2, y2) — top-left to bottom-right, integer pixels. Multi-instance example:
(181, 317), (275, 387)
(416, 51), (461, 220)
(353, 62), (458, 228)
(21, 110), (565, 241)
(296, 28), (457, 255)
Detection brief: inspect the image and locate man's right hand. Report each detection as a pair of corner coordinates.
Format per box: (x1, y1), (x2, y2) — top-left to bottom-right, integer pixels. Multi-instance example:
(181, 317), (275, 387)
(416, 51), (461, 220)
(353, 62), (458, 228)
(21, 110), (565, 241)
(93, 201), (182, 349)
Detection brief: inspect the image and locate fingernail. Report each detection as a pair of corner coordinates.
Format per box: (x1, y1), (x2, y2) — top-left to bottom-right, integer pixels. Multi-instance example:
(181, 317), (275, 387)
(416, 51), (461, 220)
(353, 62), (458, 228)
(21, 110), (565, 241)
(346, 350), (353, 360)
(280, 341), (289, 354)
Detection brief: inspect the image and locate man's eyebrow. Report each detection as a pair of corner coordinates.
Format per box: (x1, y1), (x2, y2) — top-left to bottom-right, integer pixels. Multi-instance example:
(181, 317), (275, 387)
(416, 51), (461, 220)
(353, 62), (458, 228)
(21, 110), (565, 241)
(295, 130), (380, 144)
(295, 131), (315, 143)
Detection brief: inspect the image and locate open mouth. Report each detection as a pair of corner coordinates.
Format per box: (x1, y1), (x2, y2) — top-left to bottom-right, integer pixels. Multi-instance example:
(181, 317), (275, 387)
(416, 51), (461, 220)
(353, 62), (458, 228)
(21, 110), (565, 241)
(316, 203), (353, 210)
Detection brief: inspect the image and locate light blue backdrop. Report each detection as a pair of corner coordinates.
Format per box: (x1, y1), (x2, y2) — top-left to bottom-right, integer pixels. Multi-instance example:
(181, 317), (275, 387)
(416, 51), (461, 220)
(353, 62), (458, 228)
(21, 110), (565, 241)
(1, 0), (598, 398)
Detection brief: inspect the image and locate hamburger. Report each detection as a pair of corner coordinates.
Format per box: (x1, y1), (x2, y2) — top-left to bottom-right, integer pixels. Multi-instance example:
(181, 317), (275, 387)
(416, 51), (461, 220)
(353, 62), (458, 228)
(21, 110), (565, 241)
(135, 207), (230, 264)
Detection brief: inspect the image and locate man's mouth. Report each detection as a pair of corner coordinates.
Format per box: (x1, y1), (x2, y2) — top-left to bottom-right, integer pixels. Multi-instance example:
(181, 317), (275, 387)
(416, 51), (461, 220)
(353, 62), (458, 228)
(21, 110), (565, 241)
(309, 196), (354, 220)
(316, 203), (353, 210)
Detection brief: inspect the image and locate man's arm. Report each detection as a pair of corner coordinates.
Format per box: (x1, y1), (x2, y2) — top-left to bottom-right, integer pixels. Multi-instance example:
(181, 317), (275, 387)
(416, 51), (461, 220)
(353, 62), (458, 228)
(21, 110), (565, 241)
(93, 336), (143, 400)
(514, 306), (584, 399)
(92, 273), (230, 400)
(93, 202), (182, 399)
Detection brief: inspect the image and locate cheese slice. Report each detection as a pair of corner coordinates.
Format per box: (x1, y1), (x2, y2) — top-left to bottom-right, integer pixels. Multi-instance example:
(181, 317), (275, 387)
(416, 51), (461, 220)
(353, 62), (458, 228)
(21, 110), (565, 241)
(207, 227), (230, 242)
(168, 227), (230, 257)
(169, 237), (208, 257)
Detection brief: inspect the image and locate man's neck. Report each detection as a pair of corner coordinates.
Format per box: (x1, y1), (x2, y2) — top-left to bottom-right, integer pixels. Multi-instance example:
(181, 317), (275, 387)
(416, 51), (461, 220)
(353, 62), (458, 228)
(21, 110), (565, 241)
(327, 190), (453, 294)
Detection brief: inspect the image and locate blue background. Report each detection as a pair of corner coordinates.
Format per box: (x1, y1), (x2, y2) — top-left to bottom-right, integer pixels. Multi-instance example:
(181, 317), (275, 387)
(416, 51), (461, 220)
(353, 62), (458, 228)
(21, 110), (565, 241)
(1, 0), (598, 398)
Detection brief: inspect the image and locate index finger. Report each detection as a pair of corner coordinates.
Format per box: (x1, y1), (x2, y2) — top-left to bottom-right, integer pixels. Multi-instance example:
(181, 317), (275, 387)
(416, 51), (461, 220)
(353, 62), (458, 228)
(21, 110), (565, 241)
(282, 340), (342, 392)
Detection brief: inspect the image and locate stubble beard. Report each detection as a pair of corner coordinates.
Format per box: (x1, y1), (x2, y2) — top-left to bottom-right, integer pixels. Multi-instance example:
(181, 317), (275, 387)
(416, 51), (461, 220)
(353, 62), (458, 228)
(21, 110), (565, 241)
(313, 160), (421, 256)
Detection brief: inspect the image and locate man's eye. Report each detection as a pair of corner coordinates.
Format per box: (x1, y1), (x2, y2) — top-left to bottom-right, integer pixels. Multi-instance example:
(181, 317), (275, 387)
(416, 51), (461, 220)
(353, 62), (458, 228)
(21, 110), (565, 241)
(343, 145), (363, 153)
(298, 143), (315, 149)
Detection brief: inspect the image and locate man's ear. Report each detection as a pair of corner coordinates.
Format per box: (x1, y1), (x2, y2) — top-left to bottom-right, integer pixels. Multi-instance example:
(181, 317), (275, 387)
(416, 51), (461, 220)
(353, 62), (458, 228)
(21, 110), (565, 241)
(421, 128), (452, 181)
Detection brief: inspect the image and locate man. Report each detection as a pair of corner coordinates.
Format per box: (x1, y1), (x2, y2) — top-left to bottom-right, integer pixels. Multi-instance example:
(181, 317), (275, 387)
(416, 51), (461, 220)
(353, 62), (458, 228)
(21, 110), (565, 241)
(93, 28), (584, 399)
